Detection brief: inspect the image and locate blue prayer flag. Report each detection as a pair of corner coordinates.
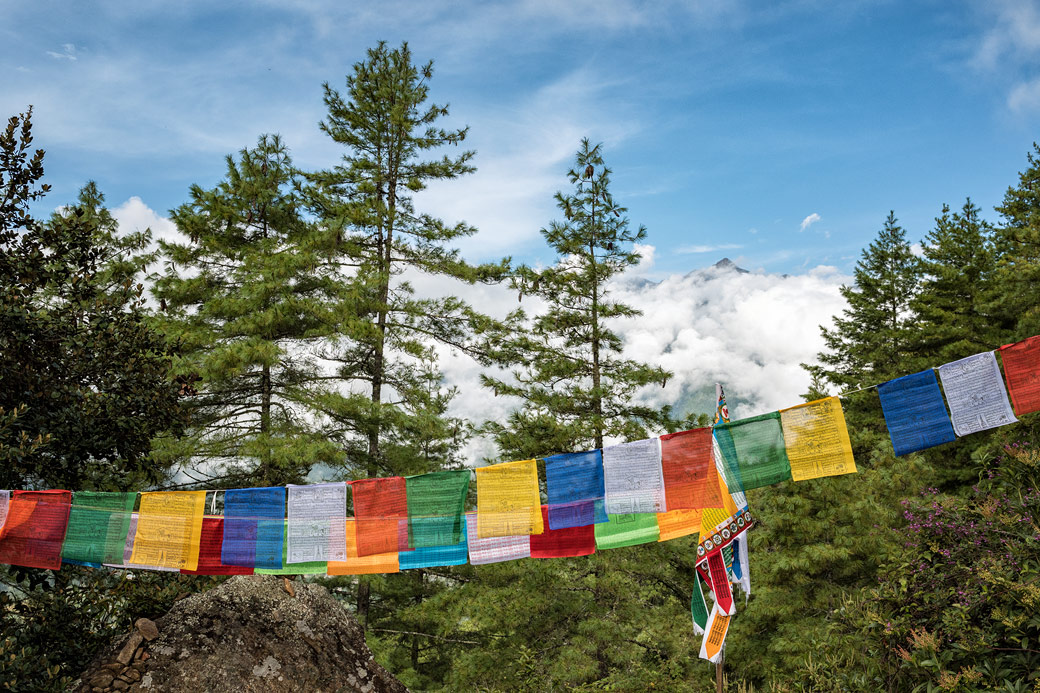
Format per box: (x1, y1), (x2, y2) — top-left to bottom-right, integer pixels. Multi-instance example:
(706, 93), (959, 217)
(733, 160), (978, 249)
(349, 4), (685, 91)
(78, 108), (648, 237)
(399, 518), (468, 569)
(544, 450), (608, 530)
(878, 369), (956, 456)
(222, 487), (286, 569)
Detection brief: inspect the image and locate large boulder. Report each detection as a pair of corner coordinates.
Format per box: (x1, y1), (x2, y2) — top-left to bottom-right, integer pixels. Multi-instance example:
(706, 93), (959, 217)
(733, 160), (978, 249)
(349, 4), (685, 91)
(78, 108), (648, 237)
(74, 575), (408, 693)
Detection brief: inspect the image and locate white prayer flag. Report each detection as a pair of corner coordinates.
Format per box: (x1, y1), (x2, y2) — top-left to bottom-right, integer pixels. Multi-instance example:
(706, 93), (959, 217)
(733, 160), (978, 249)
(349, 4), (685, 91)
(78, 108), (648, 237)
(0, 490), (8, 531)
(937, 351), (1017, 437)
(287, 482), (348, 563)
(602, 438), (667, 514)
(465, 514), (530, 565)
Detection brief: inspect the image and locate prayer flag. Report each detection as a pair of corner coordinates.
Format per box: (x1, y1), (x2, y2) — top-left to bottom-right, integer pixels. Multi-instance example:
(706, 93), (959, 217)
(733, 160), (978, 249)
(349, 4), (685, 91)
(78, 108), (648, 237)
(0, 490), (9, 531)
(878, 369), (956, 456)
(475, 459), (543, 538)
(130, 491), (206, 571)
(544, 450), (608, 530)
(999, 335), (1040, 415)
(529, 506), (595, 558)
(0, 490), (72, 570)
(398, 516), (468, 570)
(660, 427), (722, 509)
(351, 477), (408, 557)
(328, 519), (399, 575)
(61, 491), (135, 565)
(779, 397), (857, 481)
(938, 351), (1018, 435)
(707, 549), (735, 615)
(691, 574), (710, 635)
(255, 521), (327, 575)
(594, 512), (659, 550)
(222, 487), (285, 569)
(465, 513), (530, 565)
(698, 604), (731, 663)
(287, 483), (347, 563)
(602, 438), (667, 514)
(656, 508), (701, 542)
(713, 412), (792, 491)
(182, 517), (253, 575)
(406, 470), (469, 548)
(104, 514), (178, 572)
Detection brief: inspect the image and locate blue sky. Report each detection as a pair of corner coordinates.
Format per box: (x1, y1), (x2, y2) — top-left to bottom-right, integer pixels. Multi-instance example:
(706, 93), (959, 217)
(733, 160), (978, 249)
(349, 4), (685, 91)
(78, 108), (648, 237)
(3, 0), (1040, 277)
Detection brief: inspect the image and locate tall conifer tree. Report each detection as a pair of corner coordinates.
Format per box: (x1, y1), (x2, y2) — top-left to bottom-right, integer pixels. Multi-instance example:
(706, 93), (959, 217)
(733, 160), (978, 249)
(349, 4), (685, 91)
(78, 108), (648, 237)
(152, 134), (338, 486)
(992, 143), (1040, 340)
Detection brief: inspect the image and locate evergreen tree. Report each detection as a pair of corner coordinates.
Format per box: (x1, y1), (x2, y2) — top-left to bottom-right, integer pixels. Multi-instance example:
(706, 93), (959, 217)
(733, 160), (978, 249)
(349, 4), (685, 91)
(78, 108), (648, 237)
(306, 40), (508, 480)
(992, 143), (1040, 340)
(910, 199), (1000, 365)
(482, 138), (672, 455)
(152, 134), (338, 486)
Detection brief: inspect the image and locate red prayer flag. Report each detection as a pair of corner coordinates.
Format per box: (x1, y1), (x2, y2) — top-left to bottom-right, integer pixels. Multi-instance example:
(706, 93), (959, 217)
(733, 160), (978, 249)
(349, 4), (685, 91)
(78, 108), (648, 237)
(0, 490), (72, 570)
(351, 477), (409, 557)
(1000, 336), (1040, 415)
(660, 428), (722, 510)
(181, 517), (253, 576)
(529, 506), (595, 558)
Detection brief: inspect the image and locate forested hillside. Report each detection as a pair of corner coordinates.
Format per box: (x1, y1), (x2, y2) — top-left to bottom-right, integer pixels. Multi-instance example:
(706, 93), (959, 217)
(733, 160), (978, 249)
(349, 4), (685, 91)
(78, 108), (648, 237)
(1, 41), (1038, 693)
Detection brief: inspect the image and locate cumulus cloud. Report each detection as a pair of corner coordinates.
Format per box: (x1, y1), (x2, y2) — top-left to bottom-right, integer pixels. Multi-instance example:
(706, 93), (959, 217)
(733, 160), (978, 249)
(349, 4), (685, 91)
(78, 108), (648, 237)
(799, 212), (821, 231)
(112, 196), (182, 246)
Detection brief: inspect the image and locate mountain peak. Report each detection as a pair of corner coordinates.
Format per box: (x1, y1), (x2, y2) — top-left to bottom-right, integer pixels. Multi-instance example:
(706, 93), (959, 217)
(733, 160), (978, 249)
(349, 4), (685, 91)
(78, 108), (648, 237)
(713, 257), (749, 273)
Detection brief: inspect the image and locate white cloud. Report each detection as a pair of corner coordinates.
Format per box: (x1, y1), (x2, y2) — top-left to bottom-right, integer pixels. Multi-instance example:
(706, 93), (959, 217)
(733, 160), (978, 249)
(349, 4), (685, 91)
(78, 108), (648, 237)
(676, 242), (743, 254)
(1008, 76), (1040, 113)
(112, 196), (183, 247)
(799, 212), (821, 231)
(973, 1), (1040, 114)
(46, 43), (78, 61)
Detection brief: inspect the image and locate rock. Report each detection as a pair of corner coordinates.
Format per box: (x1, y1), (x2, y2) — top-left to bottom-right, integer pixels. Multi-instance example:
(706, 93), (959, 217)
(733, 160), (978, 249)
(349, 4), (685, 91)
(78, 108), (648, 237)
(88, 671), (115, 688)
(113, 680), (130, 691)
(79, 575), (408, 692)
(117, 632), (144, 665)
(105, 663), (124, 672)
(135, 618), (160, 641)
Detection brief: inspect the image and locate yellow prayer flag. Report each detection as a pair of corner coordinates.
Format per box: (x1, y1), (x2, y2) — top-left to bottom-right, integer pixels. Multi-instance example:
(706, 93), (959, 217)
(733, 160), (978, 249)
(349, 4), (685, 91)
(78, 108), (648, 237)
(475, 459), (543, 538)
(327, 519), (399, 575)
(779, 396), (857, 482)
(130, 491), (206, 571)
(656, 508), (701, 542)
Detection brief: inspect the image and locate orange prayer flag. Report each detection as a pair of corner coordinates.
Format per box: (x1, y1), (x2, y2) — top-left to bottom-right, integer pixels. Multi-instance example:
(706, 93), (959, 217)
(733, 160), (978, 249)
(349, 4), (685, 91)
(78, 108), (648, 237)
(656, 508), (701, 542)
(328, 519), (399, 575)
(0, 490), (72, 570)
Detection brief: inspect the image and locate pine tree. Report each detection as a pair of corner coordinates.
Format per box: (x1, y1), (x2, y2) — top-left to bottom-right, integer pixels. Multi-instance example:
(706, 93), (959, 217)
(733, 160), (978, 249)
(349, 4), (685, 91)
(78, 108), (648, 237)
(992, 143), (1040, 340)
(910, 199), (1000, 365)
(482, 138), (672, 455)
(152, 134), (338, 486)
(306, 40), (508, 480)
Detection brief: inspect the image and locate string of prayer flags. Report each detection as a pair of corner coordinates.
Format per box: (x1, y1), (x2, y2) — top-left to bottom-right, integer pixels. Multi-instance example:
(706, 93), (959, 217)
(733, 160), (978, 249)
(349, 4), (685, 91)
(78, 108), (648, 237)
(998, 335), (1040, 416)
(544, 450), (608, 530)
(131, 491), (206, 571)
(181, 517), (253, 575)
(405, 470), (469, 549)
(222, 487), (286, 569)
(602, 438), (667, 514)
(657, 508), (702, 542)
(530, 506), (596, 558)
(106, 514), (178, 572)
(0, 490), (72, 570)
(475, 459), (543, 538)
(938, 351), (1018, 436)
(398, 517), (468, 570)
(660, 428), (722, 509)
(877, 369), (956, 456)
(594, 512), (660, 550)
(287, 483), (347, 563)
(351, 477), (409, 557)
(255, 522), (327, 575)
(779, 397), (857, 481)
(61, 491), (135, 565)
(465, 513), (530, 565)
(327, 519), (399, 575)
(713, 412), (792, 491)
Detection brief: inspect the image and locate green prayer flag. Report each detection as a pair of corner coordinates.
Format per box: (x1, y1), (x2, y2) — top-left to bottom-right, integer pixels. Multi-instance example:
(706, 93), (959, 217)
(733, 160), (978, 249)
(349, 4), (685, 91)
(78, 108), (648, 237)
(713, 411), (792, 491)
(594, 512), (660, 550)
(255, 522), (326, 575)
(405, 470), (470, 549)
(61, 491), (136, 565)
(691, 575), (709, 632)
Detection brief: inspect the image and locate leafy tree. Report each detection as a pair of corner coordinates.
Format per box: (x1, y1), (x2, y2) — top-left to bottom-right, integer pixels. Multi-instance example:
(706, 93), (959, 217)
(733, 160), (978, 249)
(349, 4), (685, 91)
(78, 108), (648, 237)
(0, 109), (183, 491)
(482, 138), (673, 456)
(152, 134), (340, 487)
